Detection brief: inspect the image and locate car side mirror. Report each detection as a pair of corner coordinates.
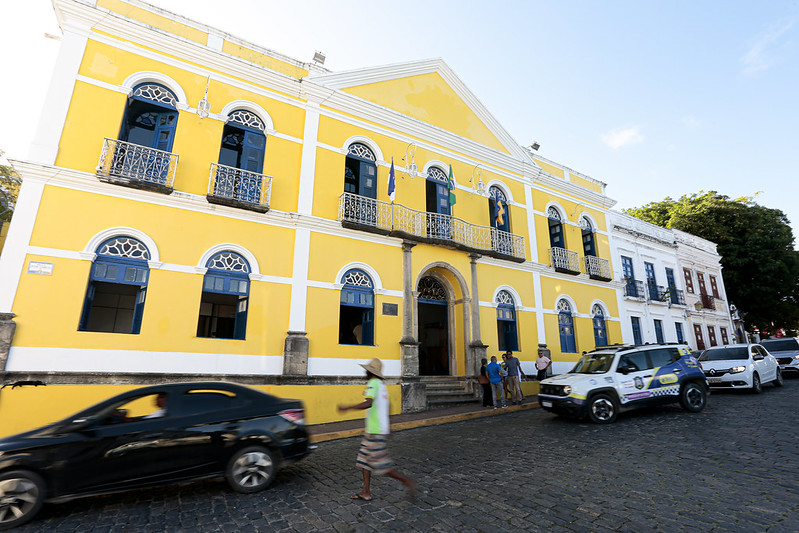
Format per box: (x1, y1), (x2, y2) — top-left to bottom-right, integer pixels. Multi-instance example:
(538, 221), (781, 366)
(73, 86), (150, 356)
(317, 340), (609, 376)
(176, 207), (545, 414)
(66, 416), (95, 432)
(618, 365), (632, 375)
(753, 354), (764, 361)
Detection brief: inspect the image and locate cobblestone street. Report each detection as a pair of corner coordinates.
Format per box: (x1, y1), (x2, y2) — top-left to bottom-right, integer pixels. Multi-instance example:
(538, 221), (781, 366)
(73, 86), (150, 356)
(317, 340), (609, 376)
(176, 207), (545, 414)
(19, 380), (799, 532)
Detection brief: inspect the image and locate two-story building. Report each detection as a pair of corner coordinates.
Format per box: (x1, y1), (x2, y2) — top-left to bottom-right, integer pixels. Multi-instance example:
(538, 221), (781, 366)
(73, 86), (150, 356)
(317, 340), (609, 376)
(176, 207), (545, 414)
(0, 0), (621, 435)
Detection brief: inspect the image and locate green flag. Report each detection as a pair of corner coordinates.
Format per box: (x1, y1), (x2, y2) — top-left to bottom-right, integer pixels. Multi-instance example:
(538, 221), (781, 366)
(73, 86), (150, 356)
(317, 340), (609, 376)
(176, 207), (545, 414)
(448, 164), (456, 206)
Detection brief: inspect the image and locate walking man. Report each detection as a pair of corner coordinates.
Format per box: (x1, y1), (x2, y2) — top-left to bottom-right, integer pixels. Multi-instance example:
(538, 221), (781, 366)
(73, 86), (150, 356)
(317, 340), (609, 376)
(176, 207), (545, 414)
(504, 351), (525, 404)
(486, 355), (507, 409)
(536, 348), (551, 381)
(338, 358), (416, 501)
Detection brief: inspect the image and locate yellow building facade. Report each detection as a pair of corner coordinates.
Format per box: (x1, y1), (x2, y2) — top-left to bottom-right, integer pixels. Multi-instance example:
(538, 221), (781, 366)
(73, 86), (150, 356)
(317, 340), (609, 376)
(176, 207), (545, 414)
(0, 0), (621, 436)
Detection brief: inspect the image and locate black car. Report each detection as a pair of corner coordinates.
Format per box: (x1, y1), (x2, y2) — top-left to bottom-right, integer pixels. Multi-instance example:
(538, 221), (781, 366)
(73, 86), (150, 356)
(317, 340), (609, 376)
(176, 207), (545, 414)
(0, 382), (311, 530)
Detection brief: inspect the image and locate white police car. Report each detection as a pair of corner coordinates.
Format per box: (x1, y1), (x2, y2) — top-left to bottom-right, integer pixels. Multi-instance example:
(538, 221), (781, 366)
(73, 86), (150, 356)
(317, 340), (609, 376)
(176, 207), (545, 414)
(537, 344), (709, 424)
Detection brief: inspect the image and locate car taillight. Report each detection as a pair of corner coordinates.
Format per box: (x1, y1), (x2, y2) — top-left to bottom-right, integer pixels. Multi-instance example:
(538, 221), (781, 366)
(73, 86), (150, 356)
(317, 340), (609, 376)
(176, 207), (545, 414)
(279, 409), (305, 425)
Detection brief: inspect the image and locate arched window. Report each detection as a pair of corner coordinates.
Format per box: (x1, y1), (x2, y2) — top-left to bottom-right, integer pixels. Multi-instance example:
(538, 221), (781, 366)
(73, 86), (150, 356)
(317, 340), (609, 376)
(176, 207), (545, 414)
(344, 143), (377, 198)
(488, 186), (510, 233)
(496, 290), (519, 352)
(426, 166), (452, 239)
(548, 206), (564, 249)
(213, 109), (267, 206)
(114, 82), (179, 185)
(197, 251), (250, 340)
(79, 237), (151, 334)
(339, 269), (374, 345)
(557, 299), (577, 353)
(581, 217), (596, 257)
(592, 304), (608, 347)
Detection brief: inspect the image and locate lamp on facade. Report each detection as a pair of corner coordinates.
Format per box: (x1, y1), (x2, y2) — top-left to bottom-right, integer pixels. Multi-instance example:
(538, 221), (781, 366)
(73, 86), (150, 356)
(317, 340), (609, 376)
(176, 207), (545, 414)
(527, 141), (540, 151)
(401, 143), (418, 178)
(470, 164), (487, 195)
(197, 75), (211, 119)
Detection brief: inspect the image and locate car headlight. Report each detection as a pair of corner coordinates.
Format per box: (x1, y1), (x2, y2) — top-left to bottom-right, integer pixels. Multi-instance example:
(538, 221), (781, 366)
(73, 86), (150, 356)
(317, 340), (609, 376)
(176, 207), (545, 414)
(793, 355), (799, 360)
(562, 385), (572, 394)
(729, 366), (746, 374)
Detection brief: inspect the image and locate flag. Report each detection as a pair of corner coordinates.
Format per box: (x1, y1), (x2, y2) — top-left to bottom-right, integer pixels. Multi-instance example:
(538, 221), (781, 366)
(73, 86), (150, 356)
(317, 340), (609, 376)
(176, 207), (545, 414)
(448, 164), (457, 206)
(387, 157), (396, 202)
(494, 198), (505, 226)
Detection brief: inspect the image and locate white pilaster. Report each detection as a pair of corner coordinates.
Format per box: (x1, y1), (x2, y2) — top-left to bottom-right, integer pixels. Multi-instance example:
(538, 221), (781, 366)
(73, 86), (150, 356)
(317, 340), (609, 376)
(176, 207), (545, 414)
(296, 104), (321, 216)
(533, 271), (546, 345)
(288, 228), (311, 332)
(28, 21), (90, 164)
(0, 178), (45, 312)
(524, 183), (539, 264)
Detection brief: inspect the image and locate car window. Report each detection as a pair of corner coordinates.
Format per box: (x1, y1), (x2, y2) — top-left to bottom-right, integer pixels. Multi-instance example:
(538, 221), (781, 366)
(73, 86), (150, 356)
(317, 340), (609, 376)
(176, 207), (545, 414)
(570, 353), (615, 374)
(699, 347), (749, 361)
(178, 390), (242, 416)
(649, 348), (679, 368)
(760, 339), (799, 352)
(754, 346), (769, 358)
(619, 351), (650, 371)
(100, 393), (168, 424)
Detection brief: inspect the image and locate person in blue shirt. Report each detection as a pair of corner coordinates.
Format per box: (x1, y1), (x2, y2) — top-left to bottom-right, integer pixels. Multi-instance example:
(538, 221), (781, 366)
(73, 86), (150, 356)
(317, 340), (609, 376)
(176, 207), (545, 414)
(486, 355), (507, 409)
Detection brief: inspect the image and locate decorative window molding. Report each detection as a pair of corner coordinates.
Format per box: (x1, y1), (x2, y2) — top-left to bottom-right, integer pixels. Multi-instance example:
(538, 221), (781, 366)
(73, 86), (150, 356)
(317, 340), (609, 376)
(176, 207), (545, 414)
(547, 206), (562, 221)
(220, 100), (274, 131)
(84, 228), (160, 263)
(427, 166), (448, 184)
(342, 135), (383, 162)
(122, 71), (187, 106)
(418, 276), (447, 301)
(334, 262), (383, 291)
(495, 289), (515, 306)
(131, 83), (178, 108)
(206, 251), (250, 273)
(347, 142), (376, 161)
(556, 298), (572, 313)
(488, 185), (507, 204)
(486, 180), (513, 203)
(97, 237), (151, 260)
(198, 244), (260, 276)
(227, 109), (266, 131)
(342, 269), (373, 287)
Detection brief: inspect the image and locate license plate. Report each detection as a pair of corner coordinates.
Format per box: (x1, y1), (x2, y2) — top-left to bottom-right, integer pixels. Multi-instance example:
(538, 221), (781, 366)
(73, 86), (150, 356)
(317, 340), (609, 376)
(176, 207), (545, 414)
(708, 377), (722, 383)
(541, 400), (553, 408)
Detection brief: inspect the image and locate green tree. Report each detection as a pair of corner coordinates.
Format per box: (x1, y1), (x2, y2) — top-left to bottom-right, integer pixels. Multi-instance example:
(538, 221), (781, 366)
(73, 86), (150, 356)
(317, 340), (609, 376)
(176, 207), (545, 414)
(626, 191), (799, 335)
(0, 153), (22, 224)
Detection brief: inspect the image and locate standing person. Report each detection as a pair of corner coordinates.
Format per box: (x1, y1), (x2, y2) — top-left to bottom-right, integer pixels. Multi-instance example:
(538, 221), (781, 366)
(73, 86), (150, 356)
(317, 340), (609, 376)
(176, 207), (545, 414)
(338, 358), (416, 501)
(536, 348), (551, 381)
(504, 351), (526, 404)
(486, 356), (507, 409)
(478, 358), (492, 407)
(500, 353), (511, 402)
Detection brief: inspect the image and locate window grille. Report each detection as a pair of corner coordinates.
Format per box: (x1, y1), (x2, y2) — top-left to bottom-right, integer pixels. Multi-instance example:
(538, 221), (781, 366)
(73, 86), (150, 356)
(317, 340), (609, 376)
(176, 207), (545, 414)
(228, 110), (265, 131)
(418, 276), (447, 301)
(427, 167), (448, 184)
(347, 143), (376, 161)
(131, 83), (177, 107)
(98, 237), (150, 260)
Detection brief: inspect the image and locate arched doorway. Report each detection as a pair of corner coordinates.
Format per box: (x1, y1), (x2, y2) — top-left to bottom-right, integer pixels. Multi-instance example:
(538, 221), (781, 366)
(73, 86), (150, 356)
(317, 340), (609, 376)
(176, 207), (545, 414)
(417, 276), (449, 375)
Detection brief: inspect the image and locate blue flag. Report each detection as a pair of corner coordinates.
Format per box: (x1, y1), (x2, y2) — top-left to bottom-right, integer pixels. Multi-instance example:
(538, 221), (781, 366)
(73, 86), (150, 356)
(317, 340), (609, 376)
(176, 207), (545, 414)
(388, 157), (396, 202)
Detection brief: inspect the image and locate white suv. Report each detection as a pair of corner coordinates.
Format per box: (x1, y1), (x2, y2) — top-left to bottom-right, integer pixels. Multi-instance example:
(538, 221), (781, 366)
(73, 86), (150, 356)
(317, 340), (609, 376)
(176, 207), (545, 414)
(538, 344), (709, 424)
(698, 343), (783, 393)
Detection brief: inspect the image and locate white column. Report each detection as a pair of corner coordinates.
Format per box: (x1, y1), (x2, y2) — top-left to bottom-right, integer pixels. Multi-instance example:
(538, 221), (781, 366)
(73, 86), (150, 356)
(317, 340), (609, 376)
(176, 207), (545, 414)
(0, 178), (45, 312)
(288, 228), (311, 332)
(533, 271), (546, 345)
(29, 22), (90, 165)
(523, 183), (539, 264)
(296, 103), (321, 216)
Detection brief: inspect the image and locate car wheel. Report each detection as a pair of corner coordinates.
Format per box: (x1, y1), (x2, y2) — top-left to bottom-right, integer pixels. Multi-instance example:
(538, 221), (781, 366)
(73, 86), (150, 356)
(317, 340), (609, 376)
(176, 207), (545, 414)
(679, 382), (707, 412)
(587, 393), (618, 424)
(0, 470), (45, 531)
(226, 446), (276, 494)
(773, 368), (784, 387)
(751, 373), (762, 394)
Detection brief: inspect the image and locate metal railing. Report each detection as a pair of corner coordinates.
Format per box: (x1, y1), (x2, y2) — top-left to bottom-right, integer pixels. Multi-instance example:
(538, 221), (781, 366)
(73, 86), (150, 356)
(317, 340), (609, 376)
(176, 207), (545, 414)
(549, 247), (580, 274)
(97, 138), (178, 189)
(668, 287), (686, 305)
(646, 281), (662, 301)
(700, 293), (716, 310)
(584, 255), (612, 281)
(338, 193), (525, 260)
(208, 163), (272, 211)
(624, 279), (645, 298)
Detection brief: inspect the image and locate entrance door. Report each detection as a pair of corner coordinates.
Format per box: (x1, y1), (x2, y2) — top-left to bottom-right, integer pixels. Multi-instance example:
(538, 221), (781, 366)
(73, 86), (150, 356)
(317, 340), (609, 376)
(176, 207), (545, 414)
(417, 276), (449, 376)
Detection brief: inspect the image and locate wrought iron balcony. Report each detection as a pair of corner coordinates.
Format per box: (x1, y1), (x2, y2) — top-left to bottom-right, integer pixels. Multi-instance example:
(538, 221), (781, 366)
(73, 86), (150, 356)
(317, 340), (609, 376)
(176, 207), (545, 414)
(338, 192), (525, 262)
(700, 293), (716, 310)
(549, 247), (580, 275)
(668, 287), (686, 306)
(583, 255), (612, 281)
(646, 282), (663, 302)
(624, 279), (645, 299)
(96, 138), (177, 193)
(207, 163), (272, 213)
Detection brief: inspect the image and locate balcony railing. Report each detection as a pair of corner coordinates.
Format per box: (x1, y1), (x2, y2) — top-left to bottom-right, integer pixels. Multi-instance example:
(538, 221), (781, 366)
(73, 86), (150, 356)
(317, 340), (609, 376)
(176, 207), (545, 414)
(646, 281), (662, 301)
(338, 192), (525, 262)
(700, 293), (716, 310)
(97, 138), (177, 193)
(668, 287), (686, 306)
(584, 255), (612, 281)
(207, 163), (272, 213)
(549, 247), (580, 275)
(624, 279), (645, 299)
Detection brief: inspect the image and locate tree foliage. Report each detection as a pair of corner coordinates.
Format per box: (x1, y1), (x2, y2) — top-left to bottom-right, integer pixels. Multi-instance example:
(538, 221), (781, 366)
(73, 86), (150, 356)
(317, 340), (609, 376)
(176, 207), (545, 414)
(0, 154), (22, 223)
(626, 191), (799, 334)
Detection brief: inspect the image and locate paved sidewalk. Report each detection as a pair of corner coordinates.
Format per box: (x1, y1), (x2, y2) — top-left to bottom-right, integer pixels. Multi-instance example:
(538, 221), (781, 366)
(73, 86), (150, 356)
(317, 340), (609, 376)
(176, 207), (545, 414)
(308, 399), (539, 443)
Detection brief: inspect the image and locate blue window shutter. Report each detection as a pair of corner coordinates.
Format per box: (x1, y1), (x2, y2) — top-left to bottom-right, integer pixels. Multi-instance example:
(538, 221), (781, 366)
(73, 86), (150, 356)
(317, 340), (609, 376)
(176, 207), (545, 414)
(593, 316), (608, 347)
(234, 297), (248, 340)
(78, 283), (97, 331)
(242, 131), (266, 172)
(359, 160), (377, 200)
(131, 287), (147, 334)
(583, 230), (595, 256)
(559, 312), (576, 353)
(361, 308), (374, 345)
(153, 112), (177, 152)
(549, 222), (564, 248)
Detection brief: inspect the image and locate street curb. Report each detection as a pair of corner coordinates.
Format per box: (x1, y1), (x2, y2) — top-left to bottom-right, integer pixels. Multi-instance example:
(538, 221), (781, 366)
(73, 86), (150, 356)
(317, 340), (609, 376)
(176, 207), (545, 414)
(310, 402), (540, 443)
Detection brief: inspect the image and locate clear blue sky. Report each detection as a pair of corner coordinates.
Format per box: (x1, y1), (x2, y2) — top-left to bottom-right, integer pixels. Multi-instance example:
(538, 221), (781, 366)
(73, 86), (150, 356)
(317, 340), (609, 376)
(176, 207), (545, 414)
(3, 0), (797, 240)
